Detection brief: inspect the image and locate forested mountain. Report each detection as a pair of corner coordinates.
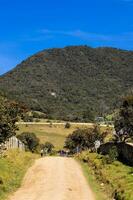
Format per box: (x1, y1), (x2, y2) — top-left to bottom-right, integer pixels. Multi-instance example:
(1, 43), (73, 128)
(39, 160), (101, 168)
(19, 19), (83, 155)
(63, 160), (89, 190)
(0, 46), (133, 121)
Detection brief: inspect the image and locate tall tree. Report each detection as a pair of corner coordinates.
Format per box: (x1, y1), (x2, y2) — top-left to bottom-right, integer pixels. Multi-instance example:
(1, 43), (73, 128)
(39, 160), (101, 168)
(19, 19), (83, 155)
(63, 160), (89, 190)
(64, 125), (108, 152)
(114, 95), (133, 142)
(0, 95), (26, 143)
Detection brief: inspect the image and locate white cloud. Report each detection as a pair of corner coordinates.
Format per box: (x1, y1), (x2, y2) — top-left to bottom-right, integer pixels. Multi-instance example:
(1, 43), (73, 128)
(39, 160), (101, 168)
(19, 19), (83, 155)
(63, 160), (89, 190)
(40, 29), (133, 43)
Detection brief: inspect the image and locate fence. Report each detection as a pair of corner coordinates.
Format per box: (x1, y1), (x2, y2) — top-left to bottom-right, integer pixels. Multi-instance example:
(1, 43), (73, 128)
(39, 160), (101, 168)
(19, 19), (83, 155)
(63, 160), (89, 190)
(5, 136), (25, 151)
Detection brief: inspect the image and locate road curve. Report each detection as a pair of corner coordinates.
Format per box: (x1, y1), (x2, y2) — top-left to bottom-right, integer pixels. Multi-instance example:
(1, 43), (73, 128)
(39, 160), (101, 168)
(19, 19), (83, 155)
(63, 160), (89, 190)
(9, 157), (95, 200)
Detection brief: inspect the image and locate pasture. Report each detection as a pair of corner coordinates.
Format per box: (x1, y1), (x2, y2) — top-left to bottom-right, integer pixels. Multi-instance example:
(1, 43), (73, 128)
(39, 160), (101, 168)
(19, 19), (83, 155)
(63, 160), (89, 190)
(17, 123), (113, 150)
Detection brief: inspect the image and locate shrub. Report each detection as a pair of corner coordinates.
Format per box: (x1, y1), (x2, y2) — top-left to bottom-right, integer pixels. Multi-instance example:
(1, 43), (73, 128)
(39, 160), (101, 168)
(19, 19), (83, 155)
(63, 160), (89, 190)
(65, 122), (71, 129)
(35, 119), (40, 122)
(64, 125), (108, 153)
(23, 115), (34, 122)
(41, 142), (54, 154)
(108, 146), (118, 161)
(102, 146), (118, 164)
(17, 132), (40, 152)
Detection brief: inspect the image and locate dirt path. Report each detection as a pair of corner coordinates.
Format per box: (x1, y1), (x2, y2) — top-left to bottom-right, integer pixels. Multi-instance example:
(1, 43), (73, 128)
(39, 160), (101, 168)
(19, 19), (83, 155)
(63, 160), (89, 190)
(16, 122), (113, 128)
(9, 157), (95, 200)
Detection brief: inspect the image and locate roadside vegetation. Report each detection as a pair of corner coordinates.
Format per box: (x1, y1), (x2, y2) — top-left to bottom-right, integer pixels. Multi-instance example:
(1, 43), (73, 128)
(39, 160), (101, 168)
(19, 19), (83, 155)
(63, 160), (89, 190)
(64, 125), (109, 153)
(0, 150), (38, 200)
(79, 160), (110, 200)
(66, 95), (133, 200)
(77, 152), (133, 200)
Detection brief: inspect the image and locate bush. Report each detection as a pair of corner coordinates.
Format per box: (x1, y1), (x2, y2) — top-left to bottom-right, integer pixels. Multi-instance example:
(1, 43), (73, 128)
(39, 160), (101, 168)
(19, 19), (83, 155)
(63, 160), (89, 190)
(23, 115), (34, 122)
(35, 119), (40, 122)
(32, 111), (46, 119)
(17, 132), (40, 152)
(64, 125), (108, 153)
(102, 146), (118, 164)
(41, 142), (54, 154)
(108, 146), (118, 161)
(65, 122), (71, 129)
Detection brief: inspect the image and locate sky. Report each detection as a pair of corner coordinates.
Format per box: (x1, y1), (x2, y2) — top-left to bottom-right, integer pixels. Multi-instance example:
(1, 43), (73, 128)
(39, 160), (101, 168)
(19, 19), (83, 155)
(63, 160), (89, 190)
(0, 0), (133, 75)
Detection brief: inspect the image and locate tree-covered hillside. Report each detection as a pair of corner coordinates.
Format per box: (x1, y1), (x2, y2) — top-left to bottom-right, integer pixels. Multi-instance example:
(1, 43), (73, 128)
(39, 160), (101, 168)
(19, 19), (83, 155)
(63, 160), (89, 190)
(0, 46), (133, 121)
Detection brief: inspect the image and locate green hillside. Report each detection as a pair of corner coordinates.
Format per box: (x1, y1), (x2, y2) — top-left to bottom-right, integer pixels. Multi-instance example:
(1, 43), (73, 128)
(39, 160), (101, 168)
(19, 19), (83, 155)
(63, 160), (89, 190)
(0, 46), (133, 120)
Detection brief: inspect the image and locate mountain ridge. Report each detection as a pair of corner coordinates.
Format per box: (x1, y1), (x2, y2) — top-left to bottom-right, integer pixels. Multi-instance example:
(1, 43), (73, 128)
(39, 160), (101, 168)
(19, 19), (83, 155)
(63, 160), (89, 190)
(0, 45), (133, 121)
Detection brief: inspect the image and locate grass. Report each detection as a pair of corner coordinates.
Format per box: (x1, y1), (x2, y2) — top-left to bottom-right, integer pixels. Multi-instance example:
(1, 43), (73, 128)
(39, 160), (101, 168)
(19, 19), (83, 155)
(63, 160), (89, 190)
(17, 123), (112, 150)
(17, 124), (76, 150)
(79, 160), (110, 200)
(78, 152), (133, 200)
(0, 150), (38, 200)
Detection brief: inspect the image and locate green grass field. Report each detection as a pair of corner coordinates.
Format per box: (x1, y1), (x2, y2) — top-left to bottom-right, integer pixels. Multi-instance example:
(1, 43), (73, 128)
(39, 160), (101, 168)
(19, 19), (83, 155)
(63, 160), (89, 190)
(78, 152), (133, 200)
(0, 150), (38, 200)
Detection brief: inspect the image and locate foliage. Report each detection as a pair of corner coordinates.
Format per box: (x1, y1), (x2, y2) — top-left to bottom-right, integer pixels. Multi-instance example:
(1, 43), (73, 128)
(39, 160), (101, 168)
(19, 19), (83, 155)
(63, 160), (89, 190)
(32, 111), (46, 119)
(0, 150), (37, 200)
(82, 107), (95, 122)
(102, 146), (119, 164)
(17, 132), (40, 152)
(0, 46), (133, 120)
(108, 146), (118, 162)
(79, 162), (110, 200)
(65, 122), (71, 129)
(78, 152), (133, 200)
(41, 142), (54, 153)
(23, 114), (34, 122)
(64, 125), (108, 152)
(0, 95), (26, 143)
(114, 95), (133, 142)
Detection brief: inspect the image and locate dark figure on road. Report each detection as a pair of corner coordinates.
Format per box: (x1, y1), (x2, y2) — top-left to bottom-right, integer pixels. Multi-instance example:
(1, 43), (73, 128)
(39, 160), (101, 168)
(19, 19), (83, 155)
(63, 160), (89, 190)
(40, 149), (43, 157)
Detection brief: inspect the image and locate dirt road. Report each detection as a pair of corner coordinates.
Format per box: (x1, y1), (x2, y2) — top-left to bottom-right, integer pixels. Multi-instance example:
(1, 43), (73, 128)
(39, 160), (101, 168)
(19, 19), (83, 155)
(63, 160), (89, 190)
(16, 122), (113, 128)
(9, 157), (95, 200)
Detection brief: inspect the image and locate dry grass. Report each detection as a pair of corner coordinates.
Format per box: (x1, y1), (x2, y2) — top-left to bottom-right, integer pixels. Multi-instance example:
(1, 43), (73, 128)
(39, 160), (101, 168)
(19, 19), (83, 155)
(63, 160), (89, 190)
(17, 123), (113, 150)
(17, 124), (75, 150)
(17, 123), (98, 150)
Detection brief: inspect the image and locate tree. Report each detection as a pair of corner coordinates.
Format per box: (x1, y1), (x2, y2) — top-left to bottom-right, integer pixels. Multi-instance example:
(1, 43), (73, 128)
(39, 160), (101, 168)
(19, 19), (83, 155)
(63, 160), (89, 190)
(41, 142), (54, 153)
(0, 95), (26, 143)
(114, 95), (133, 142)
(17, 132), (39, 152)
(82, 107), (95, 122)
(64, 125), (108, 153)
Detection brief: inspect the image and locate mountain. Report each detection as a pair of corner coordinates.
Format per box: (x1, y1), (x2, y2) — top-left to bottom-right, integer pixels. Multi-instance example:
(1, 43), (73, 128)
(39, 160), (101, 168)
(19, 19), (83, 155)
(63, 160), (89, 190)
(0, 46), (133, 121)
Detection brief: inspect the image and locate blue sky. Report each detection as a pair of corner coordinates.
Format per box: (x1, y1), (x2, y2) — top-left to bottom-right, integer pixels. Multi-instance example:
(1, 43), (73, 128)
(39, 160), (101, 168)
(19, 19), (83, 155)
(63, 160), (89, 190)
(0, 0), (133, 75)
